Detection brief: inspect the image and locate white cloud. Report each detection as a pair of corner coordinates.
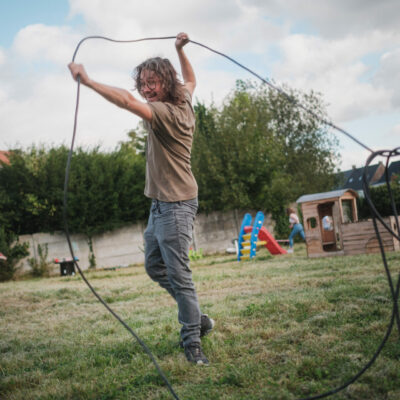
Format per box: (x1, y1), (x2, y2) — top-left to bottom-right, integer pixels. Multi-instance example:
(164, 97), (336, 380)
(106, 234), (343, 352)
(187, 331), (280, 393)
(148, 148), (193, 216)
(242, 0), (400, 125)
(0, 48), (5, 65)
(247, 0), (400, 38)
(68, 0), (242, 42)
(389, 123), (400, 139)
(338, 147), (372, 170)
(374, 48), (400, 109)
(271, 32), (393, 122)
(0, 69), (139, 150)
(68, 0), (286, 55)
(13, 24), (80, 65)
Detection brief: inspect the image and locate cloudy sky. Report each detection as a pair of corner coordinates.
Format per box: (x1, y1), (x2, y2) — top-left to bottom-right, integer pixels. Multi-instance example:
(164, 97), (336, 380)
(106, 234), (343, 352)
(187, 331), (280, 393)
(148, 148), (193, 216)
(0, 0), (399, 170)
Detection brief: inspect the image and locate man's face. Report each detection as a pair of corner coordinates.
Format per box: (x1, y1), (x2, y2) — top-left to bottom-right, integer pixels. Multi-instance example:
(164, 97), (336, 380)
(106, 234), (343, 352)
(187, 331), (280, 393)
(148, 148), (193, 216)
(139, 69), (165, 102)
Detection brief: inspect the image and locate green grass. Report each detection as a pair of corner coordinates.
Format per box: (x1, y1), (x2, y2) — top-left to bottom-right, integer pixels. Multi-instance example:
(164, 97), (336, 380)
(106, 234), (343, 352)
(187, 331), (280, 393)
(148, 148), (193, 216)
(1, 244), (399, 400)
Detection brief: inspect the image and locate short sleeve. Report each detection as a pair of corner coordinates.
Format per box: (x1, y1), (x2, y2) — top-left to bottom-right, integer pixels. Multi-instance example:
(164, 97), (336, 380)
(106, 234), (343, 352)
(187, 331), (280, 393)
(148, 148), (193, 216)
(148, 102), (175, 136)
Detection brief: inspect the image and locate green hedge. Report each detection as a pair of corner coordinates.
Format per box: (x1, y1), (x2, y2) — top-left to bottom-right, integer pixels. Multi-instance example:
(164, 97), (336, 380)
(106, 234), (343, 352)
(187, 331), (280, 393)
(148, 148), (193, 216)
(358, 182), (400, 219)
(0, 80), (340, 264)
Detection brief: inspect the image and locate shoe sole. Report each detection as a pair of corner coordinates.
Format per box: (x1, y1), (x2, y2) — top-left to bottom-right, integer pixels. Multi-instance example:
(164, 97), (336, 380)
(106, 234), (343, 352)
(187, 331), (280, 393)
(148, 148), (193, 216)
(194, 360), (209, 366)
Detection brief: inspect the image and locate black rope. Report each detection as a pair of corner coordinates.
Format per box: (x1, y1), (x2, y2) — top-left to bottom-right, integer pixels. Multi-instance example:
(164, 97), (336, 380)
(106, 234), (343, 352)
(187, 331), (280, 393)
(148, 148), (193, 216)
(66, 36), (180, 400)
(65, 35), (398, 400)
(363, 149), (400, 334)
(297, 149), (400, 400)
(71, 35), (176, 62)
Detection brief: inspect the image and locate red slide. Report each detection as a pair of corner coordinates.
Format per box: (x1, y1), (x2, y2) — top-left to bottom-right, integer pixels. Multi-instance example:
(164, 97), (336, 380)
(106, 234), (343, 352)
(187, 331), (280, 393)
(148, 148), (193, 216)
(258, 226), (287, 255)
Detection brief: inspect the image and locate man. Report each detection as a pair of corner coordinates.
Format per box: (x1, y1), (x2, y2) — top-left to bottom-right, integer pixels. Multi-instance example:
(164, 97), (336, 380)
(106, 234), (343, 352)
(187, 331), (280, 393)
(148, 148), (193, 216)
(68, 32), (213, 365)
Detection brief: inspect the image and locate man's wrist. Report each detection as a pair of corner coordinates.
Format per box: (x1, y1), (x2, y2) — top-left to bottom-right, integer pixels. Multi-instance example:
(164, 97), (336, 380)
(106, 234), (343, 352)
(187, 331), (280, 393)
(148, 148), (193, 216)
(85, 78), (95, 89)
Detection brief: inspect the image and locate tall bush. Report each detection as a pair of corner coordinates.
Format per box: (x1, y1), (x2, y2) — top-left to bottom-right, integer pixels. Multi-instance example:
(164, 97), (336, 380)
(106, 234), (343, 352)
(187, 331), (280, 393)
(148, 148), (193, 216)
(0, 227), (29, 281)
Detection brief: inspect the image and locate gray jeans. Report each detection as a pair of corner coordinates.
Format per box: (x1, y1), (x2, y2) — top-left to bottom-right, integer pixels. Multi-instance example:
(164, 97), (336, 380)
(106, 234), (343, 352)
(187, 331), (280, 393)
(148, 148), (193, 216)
(144, 198), (201, 346)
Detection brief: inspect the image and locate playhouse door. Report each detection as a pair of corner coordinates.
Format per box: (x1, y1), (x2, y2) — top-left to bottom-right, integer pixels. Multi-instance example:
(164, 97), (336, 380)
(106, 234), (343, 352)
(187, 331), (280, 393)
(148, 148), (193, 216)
(318, 203), (335, 245)
(322, 218), (335, 243)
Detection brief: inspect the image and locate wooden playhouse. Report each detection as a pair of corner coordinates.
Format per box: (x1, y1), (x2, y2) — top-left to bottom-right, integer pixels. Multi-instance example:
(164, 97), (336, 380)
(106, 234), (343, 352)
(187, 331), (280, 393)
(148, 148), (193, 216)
(297, 189), (400, 258)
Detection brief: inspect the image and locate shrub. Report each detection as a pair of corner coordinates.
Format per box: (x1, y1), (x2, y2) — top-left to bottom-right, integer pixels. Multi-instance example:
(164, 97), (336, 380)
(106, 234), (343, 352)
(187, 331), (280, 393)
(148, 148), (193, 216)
(0, 227), (29, 281)
(358, 181), (400, 219)
(28, 243), (52, 277)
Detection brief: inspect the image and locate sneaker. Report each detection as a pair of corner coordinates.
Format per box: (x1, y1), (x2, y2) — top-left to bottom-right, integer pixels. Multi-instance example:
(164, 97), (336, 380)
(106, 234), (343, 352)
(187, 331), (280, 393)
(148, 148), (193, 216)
(180, 314), (215, 348)
(184, 343), (209, 365)
(200, 314), (215, 337)
(287, 248), (294, 254)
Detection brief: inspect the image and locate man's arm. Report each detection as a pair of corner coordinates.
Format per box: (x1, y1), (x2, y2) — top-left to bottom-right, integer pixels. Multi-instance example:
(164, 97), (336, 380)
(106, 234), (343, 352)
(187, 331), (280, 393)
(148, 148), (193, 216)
(68, 62), (152, 122)
(175, 32), (196, 96)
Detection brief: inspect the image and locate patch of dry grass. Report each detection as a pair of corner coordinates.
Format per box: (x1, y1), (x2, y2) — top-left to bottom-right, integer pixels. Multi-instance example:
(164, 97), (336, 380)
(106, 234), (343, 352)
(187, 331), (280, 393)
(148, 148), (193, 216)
(1, 244), (399, 399)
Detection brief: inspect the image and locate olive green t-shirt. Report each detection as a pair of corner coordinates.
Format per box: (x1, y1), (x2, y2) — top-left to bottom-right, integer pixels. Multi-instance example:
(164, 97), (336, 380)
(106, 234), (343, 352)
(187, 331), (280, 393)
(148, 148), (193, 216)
(143, 89), (198, 202)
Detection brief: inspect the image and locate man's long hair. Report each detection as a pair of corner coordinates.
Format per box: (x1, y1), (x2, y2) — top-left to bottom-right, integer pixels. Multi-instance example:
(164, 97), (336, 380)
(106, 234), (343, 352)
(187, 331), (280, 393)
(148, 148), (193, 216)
(133, 57), (186, 105)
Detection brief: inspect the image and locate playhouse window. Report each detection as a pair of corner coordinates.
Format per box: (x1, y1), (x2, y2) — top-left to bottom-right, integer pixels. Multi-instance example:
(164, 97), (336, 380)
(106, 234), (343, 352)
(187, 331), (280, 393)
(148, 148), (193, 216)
(342, 200), (354, 223)
(307, 217), (317, 229)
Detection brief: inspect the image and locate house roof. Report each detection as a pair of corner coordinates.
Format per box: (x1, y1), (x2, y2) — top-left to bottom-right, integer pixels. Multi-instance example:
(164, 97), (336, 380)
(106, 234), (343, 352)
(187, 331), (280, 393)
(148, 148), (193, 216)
(0, 151), (10, 165)
(375, 160), (400, 185)
(335, 169), (354, 189)
(296, 189), (358, 204)
(334, 162), (384, 191)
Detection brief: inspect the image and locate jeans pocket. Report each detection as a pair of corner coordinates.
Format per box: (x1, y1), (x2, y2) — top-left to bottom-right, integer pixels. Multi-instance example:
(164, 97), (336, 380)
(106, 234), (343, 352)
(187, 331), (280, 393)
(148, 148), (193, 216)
(174, 211), (194, 265)
(180, 199), (198, 214)
(174, 211), (193, 237)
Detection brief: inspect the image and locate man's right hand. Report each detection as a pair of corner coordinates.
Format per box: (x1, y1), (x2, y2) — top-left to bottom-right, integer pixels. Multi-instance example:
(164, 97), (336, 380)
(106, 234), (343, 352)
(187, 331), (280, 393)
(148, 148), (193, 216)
(175, 32), (190, 51)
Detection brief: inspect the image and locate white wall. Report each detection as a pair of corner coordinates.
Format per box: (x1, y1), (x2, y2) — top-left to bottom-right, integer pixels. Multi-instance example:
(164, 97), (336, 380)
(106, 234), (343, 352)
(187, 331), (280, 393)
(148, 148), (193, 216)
(17, 210), (275, 275)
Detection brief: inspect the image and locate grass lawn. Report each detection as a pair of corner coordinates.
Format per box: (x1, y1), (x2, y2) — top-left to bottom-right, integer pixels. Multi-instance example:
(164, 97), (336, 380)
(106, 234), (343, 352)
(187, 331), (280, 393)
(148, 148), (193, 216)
(1, 244), (399, 400)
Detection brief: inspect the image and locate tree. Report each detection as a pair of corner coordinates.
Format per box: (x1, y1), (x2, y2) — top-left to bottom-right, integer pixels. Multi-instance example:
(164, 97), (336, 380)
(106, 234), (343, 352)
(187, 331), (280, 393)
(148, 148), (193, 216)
(192, 80), (339, 235)
(0, 147), (67, 235)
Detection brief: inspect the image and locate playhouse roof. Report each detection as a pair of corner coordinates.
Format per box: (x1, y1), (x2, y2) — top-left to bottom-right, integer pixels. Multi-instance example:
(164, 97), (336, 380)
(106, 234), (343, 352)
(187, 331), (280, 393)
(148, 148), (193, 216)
(296, 189), (358, 204)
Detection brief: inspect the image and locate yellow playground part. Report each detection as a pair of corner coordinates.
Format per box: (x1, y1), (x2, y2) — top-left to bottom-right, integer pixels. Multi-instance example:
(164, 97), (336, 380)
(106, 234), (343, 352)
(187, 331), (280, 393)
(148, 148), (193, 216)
(239, 240), (267, 257)
(238, 211), (287, 260)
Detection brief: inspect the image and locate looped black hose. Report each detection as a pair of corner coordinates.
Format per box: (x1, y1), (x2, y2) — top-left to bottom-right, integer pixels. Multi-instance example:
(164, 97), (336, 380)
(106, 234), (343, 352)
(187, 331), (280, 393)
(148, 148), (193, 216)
(71, 35), (176, 62)
(363, 148), (400, 334)
(363, 148), (400, 241)
(296, 148), (400, 400)
(66, 35), (180, 400)
(65, 35), (397, 400)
